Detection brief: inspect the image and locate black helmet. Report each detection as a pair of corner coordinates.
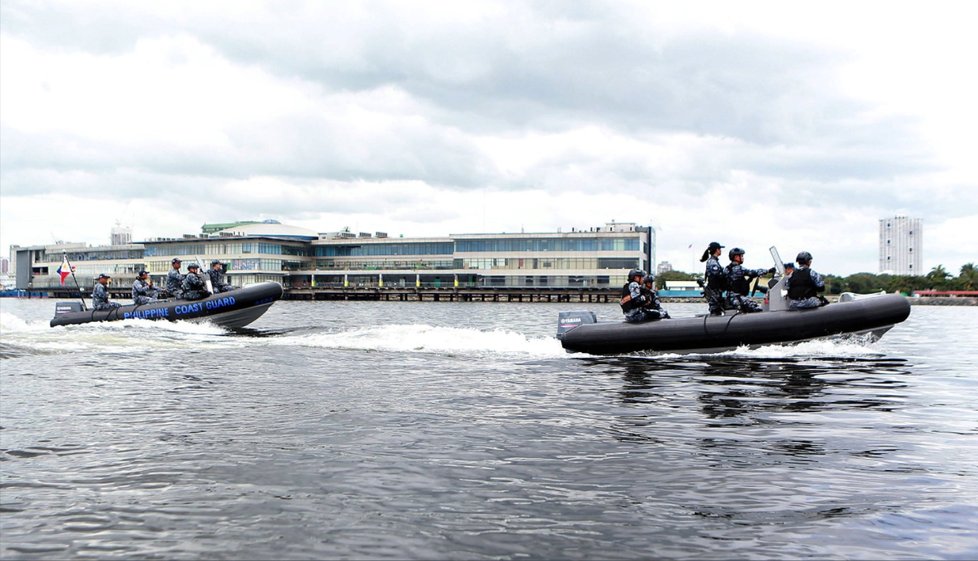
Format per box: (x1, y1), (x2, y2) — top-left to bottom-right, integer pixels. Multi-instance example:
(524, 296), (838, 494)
(627, 269), (646, 281)
(210, 259), (222, 266)
(796, 251), (813, 264)
(187, 263), (199, 270)
(171, 258), (182, 264)
(642, 273), (656, 284)
(728, 247), (745, 260)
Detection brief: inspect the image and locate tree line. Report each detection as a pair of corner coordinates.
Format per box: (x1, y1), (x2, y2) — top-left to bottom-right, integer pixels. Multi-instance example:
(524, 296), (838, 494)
(657, 263), (978, 295)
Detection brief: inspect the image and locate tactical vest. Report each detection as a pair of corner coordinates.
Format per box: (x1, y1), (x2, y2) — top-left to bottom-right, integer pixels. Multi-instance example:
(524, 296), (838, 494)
(725, 264), (750, 296)
(787, 268), (817, 300)
(620, 283), (642, 312)
(705, 258), (727, 290)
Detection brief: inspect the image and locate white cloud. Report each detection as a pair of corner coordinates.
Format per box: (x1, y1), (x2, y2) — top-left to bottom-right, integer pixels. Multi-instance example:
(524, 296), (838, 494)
(2, 0), (975, 276)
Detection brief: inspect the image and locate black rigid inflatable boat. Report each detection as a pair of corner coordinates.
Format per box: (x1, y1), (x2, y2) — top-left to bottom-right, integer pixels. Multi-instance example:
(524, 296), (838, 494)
(557, 294), (911, 355)
(50, 281), (283, 329)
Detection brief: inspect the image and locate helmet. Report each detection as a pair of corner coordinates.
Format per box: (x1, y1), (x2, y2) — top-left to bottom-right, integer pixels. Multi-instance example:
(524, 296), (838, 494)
(171, 258), (182, 264)
(643, 274), (656, 285)
(783, 262), (795, 269)
(187, 263), (199, 270)
(627, 269), (646, 281)
(728, 247), (745, 260)
(210, 260), (222, 266)
(796, 251), (813, 264)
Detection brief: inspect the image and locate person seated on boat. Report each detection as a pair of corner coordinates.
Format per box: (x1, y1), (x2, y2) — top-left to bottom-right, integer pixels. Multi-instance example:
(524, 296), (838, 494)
(620, 269), (659, 323)
(724, 248), (775, 314)
(131, 270), (159, 305)
(786, 251), (827, 310)
(640, 275), (670, 320)
(165, 258), (184, 299)
(699, 241), (727, 316)
(767, 262), (795, 289)
(181, 263), (211, 300)
(208, 260), (234, 293)
(92, 273), (121, 311)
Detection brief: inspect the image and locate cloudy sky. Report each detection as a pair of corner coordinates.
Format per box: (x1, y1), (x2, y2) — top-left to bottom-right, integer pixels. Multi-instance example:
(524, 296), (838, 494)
(2, 1), (975, 276)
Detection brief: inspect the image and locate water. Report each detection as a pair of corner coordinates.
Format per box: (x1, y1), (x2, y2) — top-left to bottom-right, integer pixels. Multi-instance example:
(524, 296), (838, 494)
(2, 298), (977, 560)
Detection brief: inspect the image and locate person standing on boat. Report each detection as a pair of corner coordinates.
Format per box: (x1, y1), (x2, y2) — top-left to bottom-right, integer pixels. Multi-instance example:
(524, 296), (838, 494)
(166, 258), (184, 299)
(92, 274), (121, 311)
(699, 241), (727, 315)
(208, 260), (234, 293)
(131, 270), (159, 305)
(786, 251), (827, 309)
(620, 269), (658, 323)
(724, 248), (774, 313)
(181, 263), (211, 300)
(640, 274), (670, 320)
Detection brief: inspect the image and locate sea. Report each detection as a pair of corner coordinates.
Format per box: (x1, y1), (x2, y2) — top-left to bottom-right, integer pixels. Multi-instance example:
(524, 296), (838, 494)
(1, 298), (977, 560)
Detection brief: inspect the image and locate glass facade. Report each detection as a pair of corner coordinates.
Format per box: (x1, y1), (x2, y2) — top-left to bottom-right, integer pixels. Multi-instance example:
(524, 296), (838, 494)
(455, 238), (639, 252)
(316, 242), (454, 257)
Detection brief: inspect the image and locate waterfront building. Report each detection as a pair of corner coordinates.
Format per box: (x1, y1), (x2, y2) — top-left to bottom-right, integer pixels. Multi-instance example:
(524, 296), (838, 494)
(305, 222), (654, 289)
(10, 220), (655, 292)
(10, 241), (146, 291)
(879, 216), (922, 275)
(110, 223), (132, 246)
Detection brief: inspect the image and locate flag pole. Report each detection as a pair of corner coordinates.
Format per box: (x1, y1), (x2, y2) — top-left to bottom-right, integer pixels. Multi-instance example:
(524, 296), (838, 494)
(63, 251), (88, 311)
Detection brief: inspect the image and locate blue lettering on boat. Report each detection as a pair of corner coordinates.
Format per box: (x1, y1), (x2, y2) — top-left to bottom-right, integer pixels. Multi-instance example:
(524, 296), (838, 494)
(205, 296), (236, 311)
(123, 307), (171, 320)
(175, 303), (204, 315)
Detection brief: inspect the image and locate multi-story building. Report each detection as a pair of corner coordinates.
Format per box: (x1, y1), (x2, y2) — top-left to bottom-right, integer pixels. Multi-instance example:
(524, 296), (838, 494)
(10, 220), (655, 291)
(879, 216), (922, 275)
(306, 222), (653, 289)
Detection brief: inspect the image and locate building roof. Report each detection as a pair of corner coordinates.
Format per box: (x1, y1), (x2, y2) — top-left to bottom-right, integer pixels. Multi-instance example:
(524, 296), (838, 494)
(216, 222), (318, 240)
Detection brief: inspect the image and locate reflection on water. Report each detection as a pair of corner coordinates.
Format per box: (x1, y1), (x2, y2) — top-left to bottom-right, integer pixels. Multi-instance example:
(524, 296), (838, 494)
(1, 299), (976, 560)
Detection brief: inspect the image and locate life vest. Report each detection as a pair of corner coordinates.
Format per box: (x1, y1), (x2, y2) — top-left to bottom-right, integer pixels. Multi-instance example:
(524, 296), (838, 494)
(705, 258), (727, 290)
(725, 264), (751, 296)
(787, 268), (817, 300)
(620, 283), (642, 312)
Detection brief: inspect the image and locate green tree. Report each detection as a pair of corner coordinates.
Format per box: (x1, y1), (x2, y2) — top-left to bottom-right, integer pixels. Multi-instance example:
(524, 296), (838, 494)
(926, 265), (951, 290)
(958, 263), (977, 290)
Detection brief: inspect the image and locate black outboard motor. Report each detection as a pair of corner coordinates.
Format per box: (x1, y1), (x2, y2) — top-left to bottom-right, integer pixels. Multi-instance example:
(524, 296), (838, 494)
(556, 310), (597, 338)
(54, 302), (84, 316)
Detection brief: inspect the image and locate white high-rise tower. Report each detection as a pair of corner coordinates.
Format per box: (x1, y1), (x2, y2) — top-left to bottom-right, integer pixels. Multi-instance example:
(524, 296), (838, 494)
(879, 216), (922, 275)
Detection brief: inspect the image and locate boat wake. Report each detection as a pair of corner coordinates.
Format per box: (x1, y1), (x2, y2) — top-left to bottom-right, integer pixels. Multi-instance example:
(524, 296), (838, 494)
(267, 324), (567, 358)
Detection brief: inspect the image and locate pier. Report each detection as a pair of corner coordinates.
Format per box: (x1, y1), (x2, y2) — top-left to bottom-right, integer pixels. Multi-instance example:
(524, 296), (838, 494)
(282, 287), (619, 303)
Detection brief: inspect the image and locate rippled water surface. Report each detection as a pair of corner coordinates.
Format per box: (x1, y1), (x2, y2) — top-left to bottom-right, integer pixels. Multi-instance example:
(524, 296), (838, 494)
(2, 298), (977, 559)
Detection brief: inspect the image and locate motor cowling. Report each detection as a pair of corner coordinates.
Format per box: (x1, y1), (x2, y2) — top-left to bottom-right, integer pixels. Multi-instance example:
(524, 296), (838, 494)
(556, 310), (597, 338)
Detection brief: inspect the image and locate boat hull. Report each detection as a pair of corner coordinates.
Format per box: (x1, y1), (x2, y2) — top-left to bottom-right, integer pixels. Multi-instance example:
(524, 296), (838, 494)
(50, 282), (284, 329)
(559, 294), (911, 354)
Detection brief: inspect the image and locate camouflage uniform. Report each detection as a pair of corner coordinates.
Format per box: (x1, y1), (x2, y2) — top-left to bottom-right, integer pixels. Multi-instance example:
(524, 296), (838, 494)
(166, 269), (185, 299)
(622, 281), (652, 323)
(640, 284), (670, 320)
(131, 278), (159, 305)
(181, 271), (210, 300)
(724, 263), (768, 313)
(703, 256), (727, 315)
(92, 283), (120, 311)
(208, 267), (233, 293)
(787, 266), (826, 309)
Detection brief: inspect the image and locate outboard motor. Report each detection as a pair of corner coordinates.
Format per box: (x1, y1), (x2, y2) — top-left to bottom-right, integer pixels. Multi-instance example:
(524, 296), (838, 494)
(54, 301), (84, 316)
(556, 310), (597, 338)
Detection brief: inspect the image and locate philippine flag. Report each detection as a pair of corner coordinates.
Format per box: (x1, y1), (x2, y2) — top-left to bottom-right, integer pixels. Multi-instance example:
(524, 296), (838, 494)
(56, 256), (73, 285)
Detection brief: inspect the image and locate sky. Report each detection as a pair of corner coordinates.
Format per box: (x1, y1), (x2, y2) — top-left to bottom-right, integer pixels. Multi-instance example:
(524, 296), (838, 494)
(1, 0), (975, 276)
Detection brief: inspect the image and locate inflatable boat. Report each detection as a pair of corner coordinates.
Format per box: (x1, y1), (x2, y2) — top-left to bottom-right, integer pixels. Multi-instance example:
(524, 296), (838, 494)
(556, 247), (911, 355)
(50, 281), (283, 329)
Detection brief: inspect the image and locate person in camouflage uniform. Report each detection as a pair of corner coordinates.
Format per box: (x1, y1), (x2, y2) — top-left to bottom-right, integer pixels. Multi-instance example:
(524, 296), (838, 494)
(620, 269), (663, 323)
(181, 263), (210, 300)
(724, 248), (774, 313)
(131, 270), (159, 305)
(166, 258), (184, 299)
(92, 274), (121, 311)
(786, 251), (827, 309)
(640, 274), (670, 320)
(699, 241), (727, 315)
(208, 260), (234, 293)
